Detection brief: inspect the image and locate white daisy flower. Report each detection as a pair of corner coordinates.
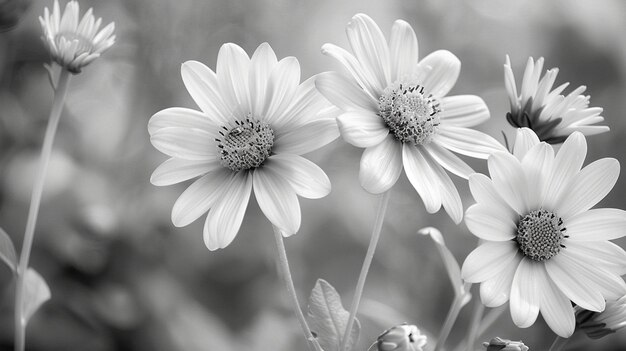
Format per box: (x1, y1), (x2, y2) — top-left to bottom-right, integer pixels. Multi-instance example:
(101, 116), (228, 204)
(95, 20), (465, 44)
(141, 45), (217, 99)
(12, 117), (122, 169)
(461, 128), (626, 337)
(504, 56), (609, 144)
(148, 43), (339, 250)
(316, 13), (505, 223)
(39, 0), (115, 73)
(576, 295), (626, 339)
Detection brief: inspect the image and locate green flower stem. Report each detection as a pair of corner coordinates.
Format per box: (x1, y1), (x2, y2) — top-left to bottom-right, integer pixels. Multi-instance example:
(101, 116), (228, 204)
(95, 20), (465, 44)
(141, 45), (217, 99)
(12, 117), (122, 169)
(272, 225), (323, 351)
(434, 292), (466, 351)
(549, 336), (570, 351)
(14, 69), (71, 351)
(340, 190), (391, 351)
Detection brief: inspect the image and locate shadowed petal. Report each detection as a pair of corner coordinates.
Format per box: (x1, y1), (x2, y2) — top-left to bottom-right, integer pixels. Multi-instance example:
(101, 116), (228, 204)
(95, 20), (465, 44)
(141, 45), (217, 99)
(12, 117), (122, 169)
(439, 95), (490, 128)
(468, 173), (512, 212)
(543, 132), (587, 210)
(488, 151), (529, 215)
(402, 145), (441, 214)
(359, 135), (403, 194)
(151, 158), (221, 186)
(216, 43), (250, 114)
(264, 154), (331, 199)
(346, 13), (390, 94)
(425, 142), (474, 179)
(566, 209), (626, 241)
(545, 254), (606, 312)
(465, 204), (517, 241)
(437, 126), (507, 159)
(273, 118), (339, 155)
(389, 19), (418, 82)
(540, 276), (575, 338)
(315, 71), (379, 112)
(150, 127), (218, 161)
(512, 127), (540, 160)
(422, 151), (463, 223)
(253, 168), (301, 236)
(249, 43), (278, 117)
(181, 61), (232, 124)
(337, 111), (389, 148)
(462, 241), (518, 283)
(480, 253), (522, 307)
(416, 50), (460, 98)
(148, 107), (218, 136)
(263, 57), (301, 125)
(510, 259), (542, 328)
(321, 43), (380, 98)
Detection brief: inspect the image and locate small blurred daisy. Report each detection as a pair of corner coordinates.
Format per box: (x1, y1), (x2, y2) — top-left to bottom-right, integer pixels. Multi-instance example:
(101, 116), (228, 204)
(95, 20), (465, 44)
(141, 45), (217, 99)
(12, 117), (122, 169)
(149, 43), (339, 250)
(576, 295), (626, 339)
(316, 13), (505, 223)
(504, 56), (609, 144)
(376, 324), (427, 351)
(462, 128), (626, 337)
(39, 0), (115, 73)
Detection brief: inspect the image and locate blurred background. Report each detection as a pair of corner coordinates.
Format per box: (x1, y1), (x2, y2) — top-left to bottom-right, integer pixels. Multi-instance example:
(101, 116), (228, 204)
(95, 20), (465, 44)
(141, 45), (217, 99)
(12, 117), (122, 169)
(1, 0), (626, 349)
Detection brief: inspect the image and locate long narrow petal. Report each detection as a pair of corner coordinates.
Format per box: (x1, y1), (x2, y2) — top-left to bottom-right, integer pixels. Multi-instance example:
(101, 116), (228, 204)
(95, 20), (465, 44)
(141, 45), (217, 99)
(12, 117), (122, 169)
(521, 142), (554, 209)
(359, 135), (403, 194)
(402, 144), (441, 213)
(151, 158), (221, 186)
(468, 173), (512, 212)
(439, 95), (490, 128)
(465, 204), (517, 241)
(315, 71), (379, 112)
(337, 111), (389, 148)
(425, 142), (474, 179)
(558, 249), (626, 300)
(487, 151), (529, 215)
(540, 276), (576, 338)
(181, 61), (232, 124)
(462, 241), (518, 283)
(263, 57), (301, 125)
(273, 118), (339, 155)
(565, 208), (626, 241)
(542, 132), (587, 210)
(389, 19), (418, 82)
(512, 127), (540, 161)
(249, 43), (278, 117)
(422, 151), (463, 223)
(150, 127), (218, 161)
(480, 253), (522, 307)
(346, 13), (390, 94)
(545, 255), (606, 312)
(320, 43), (380, 98)
(171, 169), (234, 227)
(556, 158), (619, 220)
(278, 76), (329, 129)
(565, 241), (626, 275)
(216, 43), (250, 114)
(416, 50), (460, 98)
(264, 154), (331, 199)
(437, 126), (507, 159)
(510, 259), (542, 328)
(204, 172), (253, 250)
(148, 107), (218, 136)
(253, 168), (301, 236)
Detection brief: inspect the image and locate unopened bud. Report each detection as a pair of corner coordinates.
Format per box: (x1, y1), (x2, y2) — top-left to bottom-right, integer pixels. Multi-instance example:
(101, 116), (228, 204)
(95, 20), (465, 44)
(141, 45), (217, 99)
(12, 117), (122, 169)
(377, 324), (427, 351)
(482, 337), (529, 351)
(577, 295), (626, 339)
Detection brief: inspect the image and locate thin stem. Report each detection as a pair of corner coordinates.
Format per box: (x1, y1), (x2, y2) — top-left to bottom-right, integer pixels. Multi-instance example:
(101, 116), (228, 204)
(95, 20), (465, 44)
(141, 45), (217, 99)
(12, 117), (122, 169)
(14, 69), (71, 351)
(465, 298), (484, 351)
(549, 336), (570, 351)
(340, 190), (391, 351)
(272, 225), (323, 351)
(434, 294), (466, 351)
(477, 305), (506, 337)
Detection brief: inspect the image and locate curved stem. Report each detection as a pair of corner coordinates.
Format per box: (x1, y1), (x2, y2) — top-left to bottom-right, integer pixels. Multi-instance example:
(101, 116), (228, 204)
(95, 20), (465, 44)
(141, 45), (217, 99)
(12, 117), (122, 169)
(14, 69), (71, 351)
(549, 336), (570, 351)
(272, 225), (323, 351)
(434, 293), (466, 351)
(340, 190), (391, 351)
(465, 298), (484, 351)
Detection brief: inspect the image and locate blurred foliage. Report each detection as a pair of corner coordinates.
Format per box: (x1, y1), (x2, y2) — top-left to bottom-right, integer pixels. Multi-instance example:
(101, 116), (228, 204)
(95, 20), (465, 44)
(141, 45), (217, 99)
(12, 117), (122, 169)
(0, 0), (625, 350)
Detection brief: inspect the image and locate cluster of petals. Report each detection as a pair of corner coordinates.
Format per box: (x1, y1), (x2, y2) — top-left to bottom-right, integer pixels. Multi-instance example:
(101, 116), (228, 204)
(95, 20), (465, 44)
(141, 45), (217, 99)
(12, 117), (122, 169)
(316, 13), (505, 223)
(577, 295), (626, 339)
(461, 128), (626, 337)
(504, 56), (609, 144)
(148, 42), (339, 250)
(39, 0), (115, 73)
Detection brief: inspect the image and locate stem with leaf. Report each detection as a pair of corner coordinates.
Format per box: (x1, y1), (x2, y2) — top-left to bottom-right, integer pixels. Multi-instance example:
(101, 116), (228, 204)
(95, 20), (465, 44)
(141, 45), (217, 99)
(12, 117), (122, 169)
(434, 291), (467, 351)
(340, 190), (391, 351)
(272, 225), (323, 351)
(14, 69), (71, 351)
(549, 336), (570, 351)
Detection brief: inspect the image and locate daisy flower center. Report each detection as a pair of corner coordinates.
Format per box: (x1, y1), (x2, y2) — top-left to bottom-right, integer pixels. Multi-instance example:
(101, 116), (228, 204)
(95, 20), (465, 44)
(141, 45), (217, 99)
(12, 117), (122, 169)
(55, 32), (95, 56)
(216, 117), (274, 172)
(378, 81), (441, 145)
(516, 209), (566, 262)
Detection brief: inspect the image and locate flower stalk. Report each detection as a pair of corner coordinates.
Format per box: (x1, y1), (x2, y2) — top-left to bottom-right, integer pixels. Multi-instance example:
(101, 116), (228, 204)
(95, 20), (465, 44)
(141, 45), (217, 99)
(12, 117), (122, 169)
(14, 68), (71, 351)
(548, 336), (570, 351)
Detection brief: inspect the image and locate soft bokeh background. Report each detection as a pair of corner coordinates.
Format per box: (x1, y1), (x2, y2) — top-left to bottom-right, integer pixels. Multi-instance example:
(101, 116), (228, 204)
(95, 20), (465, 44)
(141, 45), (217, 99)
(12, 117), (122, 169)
(1, 0), (625, 350)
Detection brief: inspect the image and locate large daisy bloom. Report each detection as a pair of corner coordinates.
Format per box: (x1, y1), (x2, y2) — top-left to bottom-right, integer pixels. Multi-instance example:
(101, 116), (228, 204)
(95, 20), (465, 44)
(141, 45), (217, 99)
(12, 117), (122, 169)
(148, 43), (339, 250)
(504, 56), (609, 144)
(39, 0), (116, 73)
(461, 128), (626, 337)
(316, 13), (505, 223)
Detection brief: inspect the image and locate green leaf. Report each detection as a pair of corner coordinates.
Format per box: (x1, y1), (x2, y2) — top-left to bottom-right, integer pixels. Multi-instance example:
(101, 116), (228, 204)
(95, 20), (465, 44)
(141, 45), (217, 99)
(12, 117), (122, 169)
(307, 279), (360, 351)
(0, 227), (17, 273)
(21, 268), (51, 326)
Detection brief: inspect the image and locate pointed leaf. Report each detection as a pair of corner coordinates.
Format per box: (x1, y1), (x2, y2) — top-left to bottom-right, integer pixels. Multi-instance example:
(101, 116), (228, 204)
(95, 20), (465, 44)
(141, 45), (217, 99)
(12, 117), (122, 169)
(0, 228), (17, 273)
(21, 268), (51, 326)
(307, 279), (360, 351)
(418, 227), (466, 297)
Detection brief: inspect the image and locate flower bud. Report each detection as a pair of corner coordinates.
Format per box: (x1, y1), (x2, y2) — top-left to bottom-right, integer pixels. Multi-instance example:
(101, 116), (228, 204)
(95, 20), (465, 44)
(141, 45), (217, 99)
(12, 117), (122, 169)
(377, 324), (427, 351)
(576, 295), (626, 339)
(482, 337), (529, 351)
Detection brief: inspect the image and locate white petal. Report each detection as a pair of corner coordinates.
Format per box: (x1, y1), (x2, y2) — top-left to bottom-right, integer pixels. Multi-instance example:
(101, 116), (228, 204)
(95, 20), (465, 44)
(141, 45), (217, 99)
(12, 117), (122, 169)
(558, 249), (626, 300)
(389, 19), (418, 82)
(545, 254), (606, 312)
(216, 43), (250, 115)
(416, 50), (460, 98)
(565, 208), (626, 241)
(264, 154), (331, 199)
(437, 126), (507, 159)
(150, 127), (218, 161)
(504, 55), (519, 110)
(543, 132), (587, 210)
(565, 240), (626, 275)
(278, 76), (330, 129)
(480, 254), (522, 307)
(315, 71), (378, 112)
(273, 118), (339, 155)
(263, 57), (301, 125)
(464, 204), (517, 241)
(402, 144), (441, 213)
(487, 151), (529, 215)
(425, 142), (474, 179)
(510, 259), (542, 328)
(468, 173), (512, 212)
(249, 43), (278, 117)
(421, 150), (463, 223)
(540, 276), (576, 338)
(556, 158), (619, 220)
(181, 61), (231, 124)
(512, 127), (540, 160)
(337, 111), (389, 148)
(439, 95), (490, 128)
(320, 43), (380, 98)
(462, 241), (518, 283)
(253, 168), (301, 236)
(151, 158), (221, 186)
(520, 142), (554, 209)
(359, 135), (403, 194)
(204, 172), (253, 250)
(171, 169), (234, 227)
(148, 107), (218, 136)
(346, 13), (390, 94)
